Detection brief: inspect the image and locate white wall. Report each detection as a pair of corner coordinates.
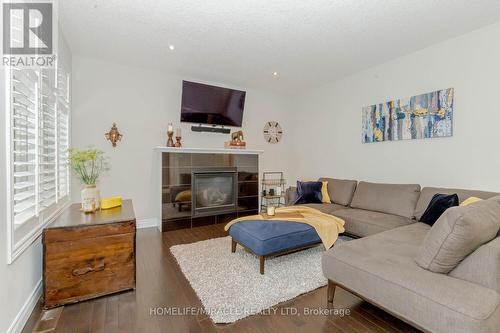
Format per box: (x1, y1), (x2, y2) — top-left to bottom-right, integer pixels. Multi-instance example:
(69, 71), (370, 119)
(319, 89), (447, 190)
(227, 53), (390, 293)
(71, 56), (295, 222)
(291, 22), (500, 192)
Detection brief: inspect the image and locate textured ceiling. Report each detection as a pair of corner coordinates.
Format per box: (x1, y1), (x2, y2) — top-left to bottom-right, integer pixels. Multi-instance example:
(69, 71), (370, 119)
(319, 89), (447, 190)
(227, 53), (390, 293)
(60, 0), (500, 92)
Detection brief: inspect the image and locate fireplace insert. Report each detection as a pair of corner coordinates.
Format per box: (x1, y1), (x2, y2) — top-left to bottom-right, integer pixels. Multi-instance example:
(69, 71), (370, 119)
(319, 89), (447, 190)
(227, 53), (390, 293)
(191, 168), (238, 217)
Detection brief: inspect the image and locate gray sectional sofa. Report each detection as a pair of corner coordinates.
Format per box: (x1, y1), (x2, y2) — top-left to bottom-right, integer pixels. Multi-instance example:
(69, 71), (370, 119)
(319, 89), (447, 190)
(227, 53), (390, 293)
(286, 179), (500, 333)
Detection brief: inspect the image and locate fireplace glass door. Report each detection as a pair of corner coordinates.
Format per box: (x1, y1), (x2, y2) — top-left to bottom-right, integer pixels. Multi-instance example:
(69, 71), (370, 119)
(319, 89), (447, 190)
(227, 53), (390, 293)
(192, 170), (237, 217)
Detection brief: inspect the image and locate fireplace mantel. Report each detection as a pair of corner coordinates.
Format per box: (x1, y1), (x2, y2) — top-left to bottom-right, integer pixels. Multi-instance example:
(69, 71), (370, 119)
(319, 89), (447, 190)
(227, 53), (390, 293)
(154, 146), (263, 155)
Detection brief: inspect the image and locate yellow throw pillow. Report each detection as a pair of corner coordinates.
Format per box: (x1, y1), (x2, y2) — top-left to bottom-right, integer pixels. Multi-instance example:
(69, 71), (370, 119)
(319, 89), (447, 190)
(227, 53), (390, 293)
(460, 196), (482, 206)
(321, 181), (331, 203)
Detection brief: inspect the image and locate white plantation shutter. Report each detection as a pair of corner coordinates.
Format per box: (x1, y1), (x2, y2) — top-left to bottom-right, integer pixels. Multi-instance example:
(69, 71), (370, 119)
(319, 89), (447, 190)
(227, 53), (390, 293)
(7, 64), (71, 262)
(39, 69), (58, 211)
(11, 68), (38, 226)
(57, 66), (70, 199)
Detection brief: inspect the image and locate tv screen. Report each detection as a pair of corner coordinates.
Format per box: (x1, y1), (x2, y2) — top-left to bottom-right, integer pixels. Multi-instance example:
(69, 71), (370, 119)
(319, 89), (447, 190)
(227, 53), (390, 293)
(180, 81), (246, 127)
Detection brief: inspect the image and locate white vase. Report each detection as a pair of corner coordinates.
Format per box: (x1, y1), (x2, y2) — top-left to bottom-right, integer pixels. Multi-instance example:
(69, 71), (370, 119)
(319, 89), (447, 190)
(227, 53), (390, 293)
(81, 185), (100, 213)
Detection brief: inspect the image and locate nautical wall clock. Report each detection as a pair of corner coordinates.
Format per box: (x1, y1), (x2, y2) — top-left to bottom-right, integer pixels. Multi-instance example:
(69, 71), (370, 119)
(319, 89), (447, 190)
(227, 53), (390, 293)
(263, 121), (283, 144)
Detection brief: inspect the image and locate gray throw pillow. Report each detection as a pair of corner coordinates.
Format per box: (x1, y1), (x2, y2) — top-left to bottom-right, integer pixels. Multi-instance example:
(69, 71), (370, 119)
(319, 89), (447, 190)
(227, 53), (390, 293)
(416, 196), (500, 273)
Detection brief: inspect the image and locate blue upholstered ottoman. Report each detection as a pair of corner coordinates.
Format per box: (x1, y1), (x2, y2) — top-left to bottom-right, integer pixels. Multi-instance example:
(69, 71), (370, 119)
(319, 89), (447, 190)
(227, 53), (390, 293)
(228, 220), (322, 274)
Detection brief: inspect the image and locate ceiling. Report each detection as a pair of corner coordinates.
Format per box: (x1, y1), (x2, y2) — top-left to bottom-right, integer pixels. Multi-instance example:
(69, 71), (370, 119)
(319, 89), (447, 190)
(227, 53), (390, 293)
(59, 0), (500, 93)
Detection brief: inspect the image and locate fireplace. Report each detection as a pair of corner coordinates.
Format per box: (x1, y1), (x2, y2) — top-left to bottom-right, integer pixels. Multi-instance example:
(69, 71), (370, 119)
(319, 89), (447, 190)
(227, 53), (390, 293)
(160, 150), (260, 232)
(191, 168), (237, 217)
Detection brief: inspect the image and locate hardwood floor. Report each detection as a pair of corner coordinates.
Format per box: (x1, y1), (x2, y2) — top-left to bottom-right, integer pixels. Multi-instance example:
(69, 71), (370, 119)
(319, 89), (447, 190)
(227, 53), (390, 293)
(22, 224), (420, 333)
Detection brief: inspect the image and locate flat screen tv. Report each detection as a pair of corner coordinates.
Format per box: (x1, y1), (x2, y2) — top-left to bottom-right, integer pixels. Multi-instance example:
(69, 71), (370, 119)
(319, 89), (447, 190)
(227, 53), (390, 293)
(180, 80), (246, 127)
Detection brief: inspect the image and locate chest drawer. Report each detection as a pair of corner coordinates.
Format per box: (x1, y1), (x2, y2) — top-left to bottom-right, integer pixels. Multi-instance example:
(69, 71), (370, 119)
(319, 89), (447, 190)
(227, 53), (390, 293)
(43, 231), (135, 308)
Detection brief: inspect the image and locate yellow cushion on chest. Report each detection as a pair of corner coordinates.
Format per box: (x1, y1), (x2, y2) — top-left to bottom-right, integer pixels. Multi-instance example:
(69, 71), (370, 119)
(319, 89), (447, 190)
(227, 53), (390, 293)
(100, 196), (123, 210)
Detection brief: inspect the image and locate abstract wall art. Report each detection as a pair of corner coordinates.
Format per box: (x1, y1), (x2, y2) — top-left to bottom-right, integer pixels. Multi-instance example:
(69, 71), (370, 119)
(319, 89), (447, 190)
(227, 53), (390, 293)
(362, 88), (454, 143)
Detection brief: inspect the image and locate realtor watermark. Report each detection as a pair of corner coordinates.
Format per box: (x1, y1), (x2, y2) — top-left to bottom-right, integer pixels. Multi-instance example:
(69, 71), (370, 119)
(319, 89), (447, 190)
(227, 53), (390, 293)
(2, 0), (57, 67)
(149, 306), (351, 318)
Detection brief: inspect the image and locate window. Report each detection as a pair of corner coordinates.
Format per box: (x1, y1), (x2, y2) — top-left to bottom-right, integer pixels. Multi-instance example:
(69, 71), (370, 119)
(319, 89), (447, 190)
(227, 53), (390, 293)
(6, 63), (71, 263)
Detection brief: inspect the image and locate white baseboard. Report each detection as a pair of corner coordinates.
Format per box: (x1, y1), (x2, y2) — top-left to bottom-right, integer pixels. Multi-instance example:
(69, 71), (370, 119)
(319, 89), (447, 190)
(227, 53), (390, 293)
(136, 217), (159, 229)
(7, 279), (42, 333)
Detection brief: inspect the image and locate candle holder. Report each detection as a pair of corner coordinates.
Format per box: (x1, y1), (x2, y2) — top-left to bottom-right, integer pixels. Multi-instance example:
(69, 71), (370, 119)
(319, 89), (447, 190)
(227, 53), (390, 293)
(174, 136), (182, 147)
(167, 131), (174, 147)
(166, 123), (174, 147)
(174, 128), (182, 147)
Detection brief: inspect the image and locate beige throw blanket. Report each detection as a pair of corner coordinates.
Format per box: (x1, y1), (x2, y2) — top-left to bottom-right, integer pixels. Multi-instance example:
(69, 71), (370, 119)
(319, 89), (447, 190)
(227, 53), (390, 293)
(224, 206), (345, 249)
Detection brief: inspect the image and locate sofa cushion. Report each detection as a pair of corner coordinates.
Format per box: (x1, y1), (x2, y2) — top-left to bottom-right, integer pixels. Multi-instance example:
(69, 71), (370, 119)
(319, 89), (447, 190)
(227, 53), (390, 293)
(419, 193), (459, 226)
(449, 236), (500, 292)
(318, 178), (357, 206)
(332, 208), (414, 237)
(416, 196), (500, 273)
(322, 223), (500, 333)
(350, 181), (421, 218)
(415, 187), (500, 220)
(301, 203), (347, 214)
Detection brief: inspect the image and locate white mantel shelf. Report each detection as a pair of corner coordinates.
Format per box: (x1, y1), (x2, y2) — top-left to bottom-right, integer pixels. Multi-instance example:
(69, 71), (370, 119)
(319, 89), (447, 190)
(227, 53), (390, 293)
(154, 146), (264, 155)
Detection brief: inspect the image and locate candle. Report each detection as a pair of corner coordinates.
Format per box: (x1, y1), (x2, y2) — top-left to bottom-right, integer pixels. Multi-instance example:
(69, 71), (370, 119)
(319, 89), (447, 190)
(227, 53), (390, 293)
(176, 128), (182, 137)
(267, 206), (276, 216)
(167, 123), (173, 133)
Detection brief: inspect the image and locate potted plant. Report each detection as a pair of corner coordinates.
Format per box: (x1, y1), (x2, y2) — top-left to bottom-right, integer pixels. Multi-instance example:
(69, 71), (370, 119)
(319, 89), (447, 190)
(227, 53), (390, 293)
(68, 146), (109, 213)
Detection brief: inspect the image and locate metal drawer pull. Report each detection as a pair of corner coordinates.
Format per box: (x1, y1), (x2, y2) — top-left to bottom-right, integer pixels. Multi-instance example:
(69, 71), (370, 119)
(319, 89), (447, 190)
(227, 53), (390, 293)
(72, 260), (105, 276)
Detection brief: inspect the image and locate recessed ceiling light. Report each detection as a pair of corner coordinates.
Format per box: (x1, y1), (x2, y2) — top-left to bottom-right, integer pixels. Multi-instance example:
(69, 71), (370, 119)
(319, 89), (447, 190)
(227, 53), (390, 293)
(272, 71), (278, 76)
(169, 44), (175, 51)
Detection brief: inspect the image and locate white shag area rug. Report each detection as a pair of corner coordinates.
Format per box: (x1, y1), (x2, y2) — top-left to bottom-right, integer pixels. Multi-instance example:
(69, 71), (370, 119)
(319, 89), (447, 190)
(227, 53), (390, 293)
(170, 236), (350, 323)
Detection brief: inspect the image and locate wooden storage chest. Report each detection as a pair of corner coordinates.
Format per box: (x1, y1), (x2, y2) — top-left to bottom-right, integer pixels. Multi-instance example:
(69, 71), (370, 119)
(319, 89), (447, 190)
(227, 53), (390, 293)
(42, 200), (136, 309)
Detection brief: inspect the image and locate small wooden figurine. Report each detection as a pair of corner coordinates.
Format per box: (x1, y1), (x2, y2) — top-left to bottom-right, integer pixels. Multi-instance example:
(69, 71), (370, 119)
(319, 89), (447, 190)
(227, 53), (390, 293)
(225, 130), (246, 149)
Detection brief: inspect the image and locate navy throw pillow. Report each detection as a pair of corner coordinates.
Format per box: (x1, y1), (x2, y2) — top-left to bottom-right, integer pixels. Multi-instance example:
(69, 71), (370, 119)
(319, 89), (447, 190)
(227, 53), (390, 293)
(294, 181), (323, 205)
(420, 193), (459, 226)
